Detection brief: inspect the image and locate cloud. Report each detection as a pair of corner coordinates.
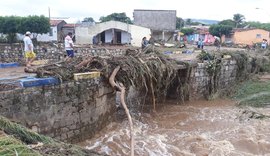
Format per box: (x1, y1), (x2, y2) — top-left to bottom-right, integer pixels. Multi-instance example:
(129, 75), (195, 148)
(0, 0), (270, 23)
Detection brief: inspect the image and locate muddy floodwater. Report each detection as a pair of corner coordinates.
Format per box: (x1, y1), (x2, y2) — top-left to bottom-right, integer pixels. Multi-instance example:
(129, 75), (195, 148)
(80, 99), (270, 156)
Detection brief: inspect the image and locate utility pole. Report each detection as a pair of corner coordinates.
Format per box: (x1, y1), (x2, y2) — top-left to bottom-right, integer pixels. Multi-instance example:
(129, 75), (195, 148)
(48, 7), (51, 20)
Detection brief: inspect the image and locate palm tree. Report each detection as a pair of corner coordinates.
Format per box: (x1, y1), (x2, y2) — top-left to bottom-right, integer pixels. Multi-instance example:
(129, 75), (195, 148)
(233, 13), (245, 28)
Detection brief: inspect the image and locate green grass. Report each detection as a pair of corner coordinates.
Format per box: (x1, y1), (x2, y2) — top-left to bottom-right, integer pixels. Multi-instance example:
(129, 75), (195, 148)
(0, 116), (101, 156)
(0, 135), (41, 156)
(0, 117), (53, 144)
(238, 94), (270, 107)
(233, 80), (270, 107)
(233, 80), (270, 99)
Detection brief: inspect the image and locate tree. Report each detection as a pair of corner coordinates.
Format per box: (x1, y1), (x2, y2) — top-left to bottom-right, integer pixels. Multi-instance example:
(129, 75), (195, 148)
(19, 15), (50, 44)
(0, 15), (50, 43)
(0, 16), (22, 43)
(185, 18), (192, 26)
(233, 13), (245, 28)
(82, 17), (95, 23)
(19, 15), (50, 37)
(99, 13), (132, 24)
(218, 19), (235, 27)
(209, 24), (233, 39)
(246, 21), (270, 31)
(180, 28), (194, 35)
(176, 17), (185, 29)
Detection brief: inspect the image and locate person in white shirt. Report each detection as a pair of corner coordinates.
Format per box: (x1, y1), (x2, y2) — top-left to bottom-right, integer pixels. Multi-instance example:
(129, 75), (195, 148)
(23, 31), (36, 67)
(64, 32), (74, 59)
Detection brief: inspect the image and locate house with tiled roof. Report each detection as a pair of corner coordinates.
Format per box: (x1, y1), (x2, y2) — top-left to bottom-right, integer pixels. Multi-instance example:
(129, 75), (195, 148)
(37, 19), (66, 42)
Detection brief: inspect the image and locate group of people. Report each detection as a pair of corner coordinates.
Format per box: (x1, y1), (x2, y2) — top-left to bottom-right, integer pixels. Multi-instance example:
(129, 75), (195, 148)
(23, 31), (75, 67)
(197, 38), (204, 49)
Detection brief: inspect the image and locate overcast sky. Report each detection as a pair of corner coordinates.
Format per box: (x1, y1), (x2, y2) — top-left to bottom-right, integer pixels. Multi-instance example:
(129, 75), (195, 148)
(1, 0), (270, 23)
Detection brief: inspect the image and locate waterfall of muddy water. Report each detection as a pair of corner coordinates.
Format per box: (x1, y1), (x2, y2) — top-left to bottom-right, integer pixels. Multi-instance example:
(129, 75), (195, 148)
(79, 99), (270, 156)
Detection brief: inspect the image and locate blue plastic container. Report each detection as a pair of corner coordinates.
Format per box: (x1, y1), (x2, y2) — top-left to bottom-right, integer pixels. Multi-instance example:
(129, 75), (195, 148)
(0, 62), (20, 68)
(164, 51), (173, 55)
(18, 77), (59, 88)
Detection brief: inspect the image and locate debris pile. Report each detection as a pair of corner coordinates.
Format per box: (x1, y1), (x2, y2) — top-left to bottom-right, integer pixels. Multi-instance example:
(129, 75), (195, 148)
(31, 48), (187, 103)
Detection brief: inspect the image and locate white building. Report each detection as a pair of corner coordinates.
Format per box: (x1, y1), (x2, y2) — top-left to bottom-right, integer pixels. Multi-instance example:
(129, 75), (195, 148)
(37, 20), (67, 42)
(76, 21), (151, 47)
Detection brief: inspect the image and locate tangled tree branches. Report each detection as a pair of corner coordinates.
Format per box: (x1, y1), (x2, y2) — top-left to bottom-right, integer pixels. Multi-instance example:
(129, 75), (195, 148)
(33, 49), (184, 109)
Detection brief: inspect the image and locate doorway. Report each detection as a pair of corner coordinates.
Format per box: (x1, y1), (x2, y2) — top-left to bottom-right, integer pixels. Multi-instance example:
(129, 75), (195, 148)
(101, 31), (105, 43)
(116, 32), (121, 44)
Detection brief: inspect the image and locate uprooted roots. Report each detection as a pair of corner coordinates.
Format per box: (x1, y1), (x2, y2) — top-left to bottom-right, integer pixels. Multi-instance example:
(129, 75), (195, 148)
(33, 48), (189, 107)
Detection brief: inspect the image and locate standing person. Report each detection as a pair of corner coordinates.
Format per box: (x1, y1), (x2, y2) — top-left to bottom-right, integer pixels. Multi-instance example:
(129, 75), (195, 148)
(197, 39), (201, 48)
(200, 39), (204, 49)
(261, 39), (267, 49)
(65, 32), (74, 60)
(23, 31), (36, 67)
(214, 36), (221, 51)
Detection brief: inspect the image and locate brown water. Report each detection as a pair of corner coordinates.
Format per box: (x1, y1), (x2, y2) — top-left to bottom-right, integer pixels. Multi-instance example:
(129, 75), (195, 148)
(80, 99), (270, 156)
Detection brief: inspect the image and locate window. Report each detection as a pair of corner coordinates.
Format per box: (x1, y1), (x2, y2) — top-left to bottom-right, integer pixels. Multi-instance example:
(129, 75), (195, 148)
(256, 34), (262, 38)
(49, 28), (53, 36)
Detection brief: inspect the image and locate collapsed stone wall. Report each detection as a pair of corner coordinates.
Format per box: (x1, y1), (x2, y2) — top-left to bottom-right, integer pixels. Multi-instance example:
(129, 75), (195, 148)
(0, 43), (126, 63)
(0, 78), (115, 143)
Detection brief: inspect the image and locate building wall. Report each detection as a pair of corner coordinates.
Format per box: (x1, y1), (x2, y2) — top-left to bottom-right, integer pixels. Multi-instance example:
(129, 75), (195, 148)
(76, 21), (151, 47)
(152, 31), (173, 41)
(75, 27), (90, 44)
(37, 26), (58, 42)
(0, 79), (115, 143)
(233, 29), (270, 45)
(62, 27), (75, 40)
(128, 25), (150, 46)
(56, 21), (67, 42)
(105, 29), (113, 43)
(133, 10), (176, 31)
(121, 31), (131, 44)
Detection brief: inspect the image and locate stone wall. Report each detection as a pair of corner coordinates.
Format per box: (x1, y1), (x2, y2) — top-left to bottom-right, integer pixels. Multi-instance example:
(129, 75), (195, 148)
(0, 43), (126, 63)
(190, 59), (238, 99)
(0, 78), (115, 143)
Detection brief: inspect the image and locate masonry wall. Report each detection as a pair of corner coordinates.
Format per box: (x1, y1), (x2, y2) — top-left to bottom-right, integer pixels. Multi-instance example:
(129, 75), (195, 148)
(0, 78), (115, 143)
(190, 59), (238, 99)
(0, 43), (126, 63)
